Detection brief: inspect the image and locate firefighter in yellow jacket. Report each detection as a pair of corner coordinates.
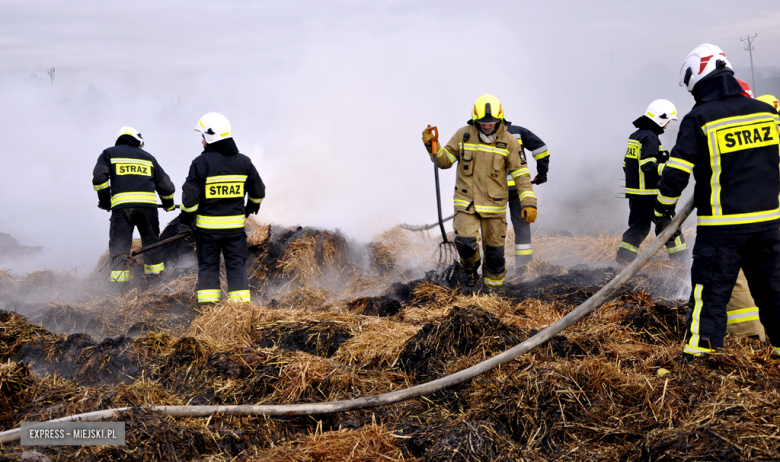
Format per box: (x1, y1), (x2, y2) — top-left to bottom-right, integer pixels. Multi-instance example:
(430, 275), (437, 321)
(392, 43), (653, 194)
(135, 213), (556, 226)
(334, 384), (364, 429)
(422, 94), (537, 291)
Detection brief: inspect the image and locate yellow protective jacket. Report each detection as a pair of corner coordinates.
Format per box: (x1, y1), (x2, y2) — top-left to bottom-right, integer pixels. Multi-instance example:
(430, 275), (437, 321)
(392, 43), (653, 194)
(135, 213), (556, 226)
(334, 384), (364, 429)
(434, 122), (536, 216)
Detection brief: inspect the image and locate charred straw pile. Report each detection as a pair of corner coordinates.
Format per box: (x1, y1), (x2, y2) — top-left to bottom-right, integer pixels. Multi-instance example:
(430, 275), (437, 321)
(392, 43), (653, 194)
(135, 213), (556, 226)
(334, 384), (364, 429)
(1, 223), (779, 461)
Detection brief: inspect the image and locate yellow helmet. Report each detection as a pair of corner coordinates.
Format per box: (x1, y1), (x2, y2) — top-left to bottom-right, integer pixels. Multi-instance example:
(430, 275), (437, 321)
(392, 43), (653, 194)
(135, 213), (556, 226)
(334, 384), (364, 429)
(471, 94), (504, 124)
(756, 94), (780, 112)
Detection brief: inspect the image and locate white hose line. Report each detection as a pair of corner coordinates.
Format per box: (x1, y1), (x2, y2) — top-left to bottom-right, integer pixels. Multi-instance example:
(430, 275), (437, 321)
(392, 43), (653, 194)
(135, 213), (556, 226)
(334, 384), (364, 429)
(0, 198), (694, 444)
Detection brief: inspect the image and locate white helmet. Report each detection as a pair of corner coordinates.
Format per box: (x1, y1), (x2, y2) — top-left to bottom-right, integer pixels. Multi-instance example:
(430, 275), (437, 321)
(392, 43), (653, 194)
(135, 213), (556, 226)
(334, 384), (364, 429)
(117, 126), (144, 147)
(195, 112), (232, 144)
(645, 99), (678, 128)
(679, 43), (732, 92)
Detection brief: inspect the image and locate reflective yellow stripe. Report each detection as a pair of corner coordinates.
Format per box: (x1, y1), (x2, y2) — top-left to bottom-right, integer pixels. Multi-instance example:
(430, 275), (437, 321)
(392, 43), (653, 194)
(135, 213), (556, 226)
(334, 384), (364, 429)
(657, 193), (679, 205)
(667, 158), (694, 173)
(437, 147), (457, 164)
(687, 284), (704, 351)
(181, 203), (199, 213)
(619, 242), (638, 253)
(93, 181), (109, 191)
(110, 269), (131, 282)
(462, 143), (510, 157)
(110, 158), (153, 167)
(198, 289), (222, 303)
(658, 163), (666, 175)
(639, 158), (656, 166)
(159, 193), (174, 200)
(144, 262), (165, 274)
(507, 180), (516, 187)
(667, 236), (687, 254)
(510, 167), (530, 178)
(514, 249), (532, 256)
(454, 199), (471, 208)
(249, 197), (264, 204)
(196, 214), (245, 229)
(483, 277), (505, 286)
(697, 208), (780, 226)
(205, 175), (248, 184)
(773, 346), (780, 356)
(474, 204), (507, 214)
(519, 191), (536, 201)
(684, 344), (714, 356)
(727, 307), (760, 325)
(228, 290), (251, 302)
(625, 188), (659, 195)
(533, 150), (550, 160)
(111, 192), (157, 207)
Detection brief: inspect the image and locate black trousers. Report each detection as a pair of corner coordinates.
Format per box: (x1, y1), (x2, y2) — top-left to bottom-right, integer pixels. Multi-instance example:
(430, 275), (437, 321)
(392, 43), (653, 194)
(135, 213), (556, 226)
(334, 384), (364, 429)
(617, 199), (687, 263)
(195, 231), (250, 303)
(108, 207), (163, 280)
(685, 229), (780, 356)
(508, 187), (532, 267)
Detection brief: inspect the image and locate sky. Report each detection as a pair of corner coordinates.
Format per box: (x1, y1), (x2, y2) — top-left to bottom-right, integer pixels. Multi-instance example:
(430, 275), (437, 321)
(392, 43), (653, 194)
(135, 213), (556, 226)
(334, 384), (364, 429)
(1, 0), (780, 273)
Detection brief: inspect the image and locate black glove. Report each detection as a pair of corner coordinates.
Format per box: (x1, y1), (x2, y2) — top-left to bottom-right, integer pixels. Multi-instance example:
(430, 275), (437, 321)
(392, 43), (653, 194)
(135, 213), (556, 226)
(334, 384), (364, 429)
(658, 150), (670, 163)
(97, 189), (111, 212)
(245, 201), (261, 217)
(531, 174), (547, 185)
(653, 201), (675, 230)
(178, 212), (194, 234)
(97, 201), (111, 212)
(161, 197), (176, 212)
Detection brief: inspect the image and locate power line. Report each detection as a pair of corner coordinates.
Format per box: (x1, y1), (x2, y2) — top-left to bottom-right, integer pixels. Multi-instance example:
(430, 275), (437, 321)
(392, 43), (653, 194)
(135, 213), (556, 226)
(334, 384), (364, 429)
(740, 33), (758, 92)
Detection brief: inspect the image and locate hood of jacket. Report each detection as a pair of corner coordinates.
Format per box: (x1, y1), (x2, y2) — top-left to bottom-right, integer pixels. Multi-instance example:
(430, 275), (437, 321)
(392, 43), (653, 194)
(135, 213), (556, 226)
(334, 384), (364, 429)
(632, 115), (664, 135)
(692, 69), (744, 105)
(204, 138), (239, 155)
(115, 135), (141, 147)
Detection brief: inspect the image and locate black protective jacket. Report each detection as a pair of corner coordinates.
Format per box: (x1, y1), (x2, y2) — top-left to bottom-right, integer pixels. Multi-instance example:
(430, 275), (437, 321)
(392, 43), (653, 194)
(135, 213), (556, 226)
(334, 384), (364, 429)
(92, 137), (175, 210)
(505, 124), (549, 189)
(181, 138), (265, 233)
(624, 116), (666, 200)
(657, 71), (780, 234)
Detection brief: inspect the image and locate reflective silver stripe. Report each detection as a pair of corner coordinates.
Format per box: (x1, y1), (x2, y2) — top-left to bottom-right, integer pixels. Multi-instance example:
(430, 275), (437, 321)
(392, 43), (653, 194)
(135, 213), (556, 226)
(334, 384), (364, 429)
(462, 143), (510, 156)
(111, 192), (157, 207)
(438, 147), (456, 163)
(205, 175), (247, 184)
(519, 191), (536, 201)
(159, 193), (174, 200)
(181, 203), (199, 213)
(93, 181), (109, 191)
(515, 244), (532, 256)
(474, 204), (507, 214)
(515, 244), (532, 250)
(483, 277), (505, 286)
(684, 344), (713, 356)
(667, 158), (694, 173)
(110, 158), (153, 166)
(687, 284), (704, 350)
(144, 262), (165, 274)
(657, 194), (679, 205)
(531, 145), (548, 156)
(249, 197), (263, 204)
(639, 158), (656, 166)
(511, 167), (530, 178)
(773, 346), (780, 356)
(697, 208), (780, 226)
(625, 188), (659, 195)
(197, 289), (221, 303)
(228, 290), (251, 302)
(196, 214), (245, 229)
(619, 242), (638, 253)
(727, 307), (760, 324)
(110, 270), (131, 282)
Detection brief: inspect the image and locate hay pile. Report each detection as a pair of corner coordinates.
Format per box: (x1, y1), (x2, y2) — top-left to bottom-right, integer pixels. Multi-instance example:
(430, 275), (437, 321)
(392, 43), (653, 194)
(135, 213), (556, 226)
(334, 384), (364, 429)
(1, 223), (779, 461)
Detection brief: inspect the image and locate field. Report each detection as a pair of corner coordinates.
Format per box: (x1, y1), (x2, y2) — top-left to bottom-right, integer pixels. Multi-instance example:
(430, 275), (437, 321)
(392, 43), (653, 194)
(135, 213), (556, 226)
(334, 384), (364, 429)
(1, 220), (778, 461)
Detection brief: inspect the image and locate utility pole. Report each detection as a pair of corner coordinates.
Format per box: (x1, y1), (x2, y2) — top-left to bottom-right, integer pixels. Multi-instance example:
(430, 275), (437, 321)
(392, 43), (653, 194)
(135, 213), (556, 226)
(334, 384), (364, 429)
(47, 67), (55, 88)
(740, 34), (757, 92)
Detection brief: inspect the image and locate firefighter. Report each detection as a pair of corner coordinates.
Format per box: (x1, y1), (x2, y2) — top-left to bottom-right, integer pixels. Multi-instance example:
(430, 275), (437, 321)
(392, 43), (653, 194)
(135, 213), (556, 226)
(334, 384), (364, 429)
(179, 113), (265, 304)
(655, 44), (780, 360)
(92, 127), (176, 282)
(422, 94), (537, 292)
(616, 99), (687, 264)
(505, 123), (549, 269)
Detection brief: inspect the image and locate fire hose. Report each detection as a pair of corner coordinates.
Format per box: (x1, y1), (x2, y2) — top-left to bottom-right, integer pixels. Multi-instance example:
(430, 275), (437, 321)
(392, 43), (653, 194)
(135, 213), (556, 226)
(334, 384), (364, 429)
(0, 198), (694, 444)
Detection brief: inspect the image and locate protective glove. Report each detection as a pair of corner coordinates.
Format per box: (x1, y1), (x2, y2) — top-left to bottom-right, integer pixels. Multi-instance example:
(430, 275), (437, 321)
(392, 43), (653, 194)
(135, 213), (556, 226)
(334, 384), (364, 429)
(97, 189), (111, 212)
(653, 201), (675, 230)
(161, 197), (176, 212)
(97, 201), (111, 212)
(245, 201), (261, 217)
(658, 150), (670, 163)
(521, 207), (537, 224)
(531, 174), (547, 185)
(178, 212), (194, 234)
(422, 125), (435, 153)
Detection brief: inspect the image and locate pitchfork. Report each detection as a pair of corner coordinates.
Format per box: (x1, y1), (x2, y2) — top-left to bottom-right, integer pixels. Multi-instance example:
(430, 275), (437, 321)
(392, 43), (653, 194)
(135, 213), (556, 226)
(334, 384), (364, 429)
(425, 125), (458, 280)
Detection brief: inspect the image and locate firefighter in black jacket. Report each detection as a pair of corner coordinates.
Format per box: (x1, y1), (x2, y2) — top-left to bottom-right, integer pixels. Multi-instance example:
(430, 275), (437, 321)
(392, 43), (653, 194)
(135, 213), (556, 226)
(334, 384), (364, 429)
(506, 124), (547, 269)
(179, 113), (265, 304)
(616, 100), (687, 264)
(92, 127), (176, 282)
(655, 43), (780, 360)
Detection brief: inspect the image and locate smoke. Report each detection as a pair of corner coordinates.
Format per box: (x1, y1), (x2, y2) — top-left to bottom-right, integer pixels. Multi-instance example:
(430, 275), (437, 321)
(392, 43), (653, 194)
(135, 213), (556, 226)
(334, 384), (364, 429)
(2, 0), (780, 274)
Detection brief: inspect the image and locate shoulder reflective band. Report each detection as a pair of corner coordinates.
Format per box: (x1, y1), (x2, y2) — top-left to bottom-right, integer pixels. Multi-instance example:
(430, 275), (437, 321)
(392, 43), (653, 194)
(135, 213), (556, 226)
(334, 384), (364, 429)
(438, 147), (457, 164)
(510, 167), (530, 178)
(619, 242), (638, 253)
(111, 192), (158, 207)
(515, 244), (532, 256)
(144, 262), (165, 274)
(519, 191), (536, 201)
(666, 158), (694, 173)
(228, 290), (251, 302)
(697, 208), (780, 226)
(181, 203), (199, 213)
(249, 197), (264, 204)
(93, 181), (109, 191)
(197, 289), (221, 304)
(726, 307), (760, 325)
(196, 214), (245, 229)
(483, 277), (505, 287)
(110, 269), (131, 282)
(462, 143), (510, 157)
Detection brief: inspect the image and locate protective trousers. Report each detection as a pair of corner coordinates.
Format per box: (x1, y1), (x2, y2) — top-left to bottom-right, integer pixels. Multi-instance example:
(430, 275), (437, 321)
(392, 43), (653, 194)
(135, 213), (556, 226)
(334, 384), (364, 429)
(684, 230), (780, 358)
(616, 199), (687, 263)
(196, 231), (250, 304)
(508, 189), (532, 267)
(453, 211), (507, 287)
(108, 207), (164, 282)
(726, 269), (766, 340)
